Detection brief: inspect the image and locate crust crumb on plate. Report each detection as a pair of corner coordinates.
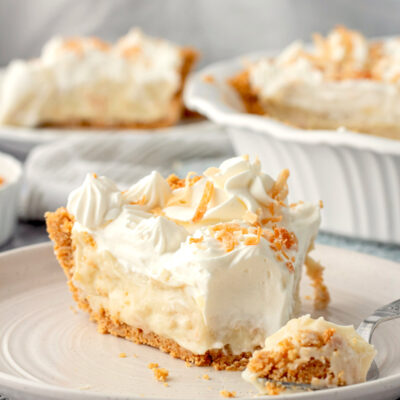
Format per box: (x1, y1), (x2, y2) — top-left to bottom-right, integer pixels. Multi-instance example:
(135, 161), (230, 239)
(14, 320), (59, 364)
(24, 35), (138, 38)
(265, 381), (285, 395)
(304, 254), (331, 310)
(153, 367), (169, 382)
(220, 390), (236, 398)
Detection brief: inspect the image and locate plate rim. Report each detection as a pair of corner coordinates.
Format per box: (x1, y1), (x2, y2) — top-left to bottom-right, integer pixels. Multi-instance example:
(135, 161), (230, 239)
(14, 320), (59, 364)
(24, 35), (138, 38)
(0, 242), (400, 400)
(0, 120), (213, 145)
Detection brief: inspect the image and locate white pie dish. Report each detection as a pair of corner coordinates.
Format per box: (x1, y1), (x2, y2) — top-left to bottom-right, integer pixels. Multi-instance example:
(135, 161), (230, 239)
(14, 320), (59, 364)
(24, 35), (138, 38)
(0, 152), (22, 246)
(184, 51), (400, 244)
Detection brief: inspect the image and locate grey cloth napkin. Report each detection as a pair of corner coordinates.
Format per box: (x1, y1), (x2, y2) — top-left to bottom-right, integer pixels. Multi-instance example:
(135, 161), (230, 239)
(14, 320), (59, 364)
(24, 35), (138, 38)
(19, 122), (234, 220)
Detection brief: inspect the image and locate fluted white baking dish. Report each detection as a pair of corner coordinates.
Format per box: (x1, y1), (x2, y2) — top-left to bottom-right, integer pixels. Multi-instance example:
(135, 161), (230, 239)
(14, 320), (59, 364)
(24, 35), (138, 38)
(185, 52), (400, 244)
(0, 152), (22, 246)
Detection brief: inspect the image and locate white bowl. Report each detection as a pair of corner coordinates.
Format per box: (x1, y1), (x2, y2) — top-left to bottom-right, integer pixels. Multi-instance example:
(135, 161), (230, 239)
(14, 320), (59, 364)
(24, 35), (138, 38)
(185, 52), (400, 244)
(0, 152), (22, 246)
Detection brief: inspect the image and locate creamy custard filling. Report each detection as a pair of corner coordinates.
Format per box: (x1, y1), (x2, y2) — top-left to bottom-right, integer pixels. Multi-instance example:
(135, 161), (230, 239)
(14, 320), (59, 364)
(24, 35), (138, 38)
(66, 156), (324, 355)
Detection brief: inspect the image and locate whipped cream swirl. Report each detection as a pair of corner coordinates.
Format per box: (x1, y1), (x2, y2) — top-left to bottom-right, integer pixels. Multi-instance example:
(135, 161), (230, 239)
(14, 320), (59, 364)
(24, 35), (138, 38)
(67, 174), (122, 229)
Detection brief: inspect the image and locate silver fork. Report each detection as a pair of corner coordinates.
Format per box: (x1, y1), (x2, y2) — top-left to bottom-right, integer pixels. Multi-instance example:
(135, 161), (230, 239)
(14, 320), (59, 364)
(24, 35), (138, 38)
(264, 298), (400, 391)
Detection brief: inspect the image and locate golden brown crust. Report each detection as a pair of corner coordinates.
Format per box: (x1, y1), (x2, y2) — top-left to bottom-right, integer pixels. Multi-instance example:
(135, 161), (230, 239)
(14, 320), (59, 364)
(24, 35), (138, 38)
(42, 47), (199, 130)
(304, 254), (330, 310)
(228, 70), (265, 115)
(45, 207), (250, 370)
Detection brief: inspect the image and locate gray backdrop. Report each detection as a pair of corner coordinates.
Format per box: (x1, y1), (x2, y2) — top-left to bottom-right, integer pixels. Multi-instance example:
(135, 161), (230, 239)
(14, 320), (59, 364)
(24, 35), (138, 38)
(0, 0), (399, 67)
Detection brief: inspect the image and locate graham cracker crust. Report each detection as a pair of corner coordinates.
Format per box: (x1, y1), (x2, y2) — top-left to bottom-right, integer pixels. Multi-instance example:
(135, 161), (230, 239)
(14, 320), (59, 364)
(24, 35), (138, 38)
(229, 69), (400, 140)
(45, 207), (251, 370)
(247, 328), (345, 386)
(229, 70), (265, 115)
(42, 48), (199, 130)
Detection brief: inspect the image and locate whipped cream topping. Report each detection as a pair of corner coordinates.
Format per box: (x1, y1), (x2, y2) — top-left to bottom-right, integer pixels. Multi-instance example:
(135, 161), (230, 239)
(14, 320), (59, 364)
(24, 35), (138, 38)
(373, 38), (400, 83)
(67, 156), (321, 354)
(314, 27), (369, 70)
(67, 174), (122, 229)
(247, 27), (400, 132)
(0, 29), (183, 126)
(243, 315), (376, 391)
(123, 171), (172, 210)
(162, 157), (278, 229)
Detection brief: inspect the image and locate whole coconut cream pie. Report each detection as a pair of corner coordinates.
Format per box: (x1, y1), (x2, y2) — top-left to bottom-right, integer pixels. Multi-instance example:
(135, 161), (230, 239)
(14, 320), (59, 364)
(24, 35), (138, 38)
(45, 156), (329, 370)
(0, 29), (197, 128)
(230, 26), (400, 140)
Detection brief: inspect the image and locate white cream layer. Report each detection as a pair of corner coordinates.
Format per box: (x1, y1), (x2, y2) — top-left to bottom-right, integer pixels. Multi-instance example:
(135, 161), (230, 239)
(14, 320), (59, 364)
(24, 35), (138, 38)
(66, 156), (321, 354)
(248, 29), (400, 128)
(242, 315), (376, 391)
(0, 29), (182, 126)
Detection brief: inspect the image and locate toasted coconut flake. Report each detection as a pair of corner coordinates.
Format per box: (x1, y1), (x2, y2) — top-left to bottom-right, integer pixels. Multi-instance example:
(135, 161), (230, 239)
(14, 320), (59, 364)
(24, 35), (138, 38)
(63, 38), (84, 53)
(319, 200), (324, 209)
(167, 174), (185, 190)
(264, 226), (298, 272)
(244, 226), (262, 246)
(121, 45), (142, 58)
(281, 249), (289, 259)
(185, 171), (203, 187)
(192, 181), (214, 223)
(130, 194), (146, 205)
(286, 261), (294, 272)
(189, 236), (203, 244)
(203, 74), (215, 83)
(272, 226), (298, 250)
(261, 216), (282, 224)
(268, 169), (289, 201)
(290, 200), (304, 208)
(90, 37), (110, 51)
(267, 202), (275, 216)
(209, 223), (242, 252)
(167, 172), (203, 191)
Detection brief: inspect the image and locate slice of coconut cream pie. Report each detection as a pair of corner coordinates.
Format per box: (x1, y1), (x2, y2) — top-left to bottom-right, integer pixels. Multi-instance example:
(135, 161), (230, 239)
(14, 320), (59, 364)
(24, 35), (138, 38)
(45, 156), (329, 370)
(0, 29), (197, 128)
